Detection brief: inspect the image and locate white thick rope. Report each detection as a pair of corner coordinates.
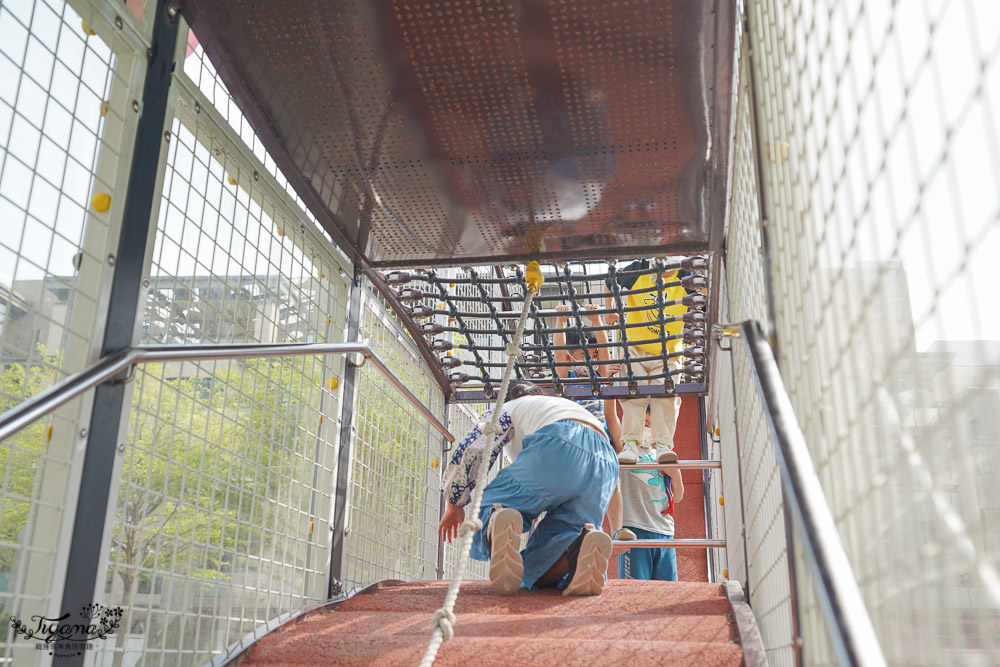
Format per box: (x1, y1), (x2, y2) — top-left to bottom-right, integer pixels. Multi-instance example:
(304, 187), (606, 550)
(418, 287), (537, 667)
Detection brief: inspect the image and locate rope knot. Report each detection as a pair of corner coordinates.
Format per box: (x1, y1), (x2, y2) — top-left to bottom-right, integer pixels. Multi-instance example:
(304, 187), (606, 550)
(431, 608), (457, 641)
(505, 343), (521, 356)
(482, 422), (500, 436)
(458, 518), (483, 538)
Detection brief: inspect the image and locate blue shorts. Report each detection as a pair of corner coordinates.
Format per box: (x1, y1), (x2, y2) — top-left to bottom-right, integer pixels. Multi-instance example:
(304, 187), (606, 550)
(470, 421), (619, 588)
(618, 527), (676, 581)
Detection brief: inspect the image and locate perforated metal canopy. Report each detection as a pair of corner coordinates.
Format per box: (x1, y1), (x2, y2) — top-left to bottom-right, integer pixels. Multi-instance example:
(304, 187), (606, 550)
(178, 0), (737, 268)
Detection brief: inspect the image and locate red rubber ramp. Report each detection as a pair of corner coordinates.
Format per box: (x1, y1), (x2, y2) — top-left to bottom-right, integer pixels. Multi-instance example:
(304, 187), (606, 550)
(240, 580), (744, 666)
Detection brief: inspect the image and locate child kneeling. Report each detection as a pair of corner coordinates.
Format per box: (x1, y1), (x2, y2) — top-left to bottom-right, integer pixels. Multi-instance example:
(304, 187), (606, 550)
(439, 381), (619, 595)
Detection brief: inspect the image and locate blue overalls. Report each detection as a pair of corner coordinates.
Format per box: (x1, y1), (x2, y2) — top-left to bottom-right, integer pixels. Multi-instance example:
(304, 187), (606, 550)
(469, 421), (619, 588)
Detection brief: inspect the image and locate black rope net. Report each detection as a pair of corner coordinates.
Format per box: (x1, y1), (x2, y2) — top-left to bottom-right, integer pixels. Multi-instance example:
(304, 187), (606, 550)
(382, 257), (708, 402)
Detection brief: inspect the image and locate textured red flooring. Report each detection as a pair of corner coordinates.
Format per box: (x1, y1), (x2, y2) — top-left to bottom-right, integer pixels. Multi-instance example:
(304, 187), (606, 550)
(241, 580), (742, 666)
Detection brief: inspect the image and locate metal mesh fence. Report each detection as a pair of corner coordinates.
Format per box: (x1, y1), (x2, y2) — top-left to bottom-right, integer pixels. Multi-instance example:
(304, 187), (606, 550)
(95, 38), (353, 665)
(341, 282), (445, 589)
(713, 27), (800, 667)
(178, 28), (329, 240)
(440, 402), (493, 582)
(711, 47), (798, 655)
(728, 0), (1000, 663)
(0, 0), (147, 663)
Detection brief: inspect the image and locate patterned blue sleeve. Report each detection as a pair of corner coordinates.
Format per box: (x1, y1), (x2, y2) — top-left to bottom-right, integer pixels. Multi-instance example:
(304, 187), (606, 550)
(441, 410), (515, 507)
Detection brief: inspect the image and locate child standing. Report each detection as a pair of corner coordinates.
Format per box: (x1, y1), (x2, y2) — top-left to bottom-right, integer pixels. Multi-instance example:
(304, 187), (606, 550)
(605, 259), (688, 465)
(618, 430), (685, 581)
(438, 381), (619, 596)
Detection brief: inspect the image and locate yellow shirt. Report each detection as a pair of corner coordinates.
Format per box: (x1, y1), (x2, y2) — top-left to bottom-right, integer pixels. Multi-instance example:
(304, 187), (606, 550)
(625, 270), (687, 354)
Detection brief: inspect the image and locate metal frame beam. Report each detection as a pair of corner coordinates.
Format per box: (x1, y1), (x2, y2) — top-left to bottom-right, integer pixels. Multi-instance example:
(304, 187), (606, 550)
(328, 269), (364, 597)
(55, 2), (179, 664)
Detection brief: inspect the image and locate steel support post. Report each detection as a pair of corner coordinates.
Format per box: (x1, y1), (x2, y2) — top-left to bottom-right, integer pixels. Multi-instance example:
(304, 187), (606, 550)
(55, 3), (179, 665)
(328, 269), (364, 597)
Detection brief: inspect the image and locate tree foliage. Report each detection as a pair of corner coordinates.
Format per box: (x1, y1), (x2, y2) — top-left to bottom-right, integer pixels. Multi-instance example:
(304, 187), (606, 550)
(0, 346), (61, 581)
(106, 356), (321, 666)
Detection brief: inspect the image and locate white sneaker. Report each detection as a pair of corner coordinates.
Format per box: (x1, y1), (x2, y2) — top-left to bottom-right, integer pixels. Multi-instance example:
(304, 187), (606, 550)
(611, 527), (637, 556)
(487, 506), (523, 595)
(562, 524), (613, 597)
(655, 444), (678, 463)
(613, 527), (637, 541)
(617, 440), (640, 464)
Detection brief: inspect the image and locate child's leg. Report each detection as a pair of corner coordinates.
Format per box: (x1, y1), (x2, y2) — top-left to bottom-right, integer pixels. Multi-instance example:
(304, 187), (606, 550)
(648, 395), (681, 447)
(472, 424), (617, 587)
(619, 396), (649, 444)
(606, 482), (624, 533)
(619, 348), (655, 443)
(618, 542), (654, 580)
(651, 540), (678, 581)
(522, 439), (618, 588)
(470, 472), (545, 563)
(649, 357), (682, 448)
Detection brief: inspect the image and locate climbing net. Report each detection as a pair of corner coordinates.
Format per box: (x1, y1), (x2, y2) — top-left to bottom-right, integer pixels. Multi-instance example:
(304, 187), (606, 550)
(382, 255), (711, 402)
(418, 262), (544, 666)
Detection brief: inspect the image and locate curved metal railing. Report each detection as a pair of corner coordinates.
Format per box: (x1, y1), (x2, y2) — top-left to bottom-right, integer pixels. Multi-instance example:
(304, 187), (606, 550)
(737, 320), (886, 667)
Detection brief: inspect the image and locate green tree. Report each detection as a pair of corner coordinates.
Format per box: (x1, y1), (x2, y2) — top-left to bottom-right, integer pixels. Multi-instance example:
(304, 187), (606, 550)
(0, 347), (61, 595)
(108, 356), (321, 667)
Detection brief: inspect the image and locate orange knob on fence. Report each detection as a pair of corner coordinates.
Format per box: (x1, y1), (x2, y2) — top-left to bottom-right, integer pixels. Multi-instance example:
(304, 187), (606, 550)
(719, 497), (724, 506)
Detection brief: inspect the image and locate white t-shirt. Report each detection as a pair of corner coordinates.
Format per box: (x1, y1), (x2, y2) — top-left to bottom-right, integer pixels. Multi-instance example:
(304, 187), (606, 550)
(441, 394), (607, 506)
(504, 394), (606, 459)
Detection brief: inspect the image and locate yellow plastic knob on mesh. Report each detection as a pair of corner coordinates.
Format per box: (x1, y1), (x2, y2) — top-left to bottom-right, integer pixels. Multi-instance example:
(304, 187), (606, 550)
(524, 260), (544, 294)
(81, 20), (96, 35)
(227, 174), (237, 185)
(90, 192), (111, 212)
(100, 100), (109, 117)
(430, 458), (439, 469)
(723, 569), (729, 578)
(329, 377), (339, 390)
(718, 497), (724, 506)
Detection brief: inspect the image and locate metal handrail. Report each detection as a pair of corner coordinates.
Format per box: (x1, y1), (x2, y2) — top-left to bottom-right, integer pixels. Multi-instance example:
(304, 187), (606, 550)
(738, 320), (886, 667)
(0, 342), (454, 443)
(613, 538), (726, 549)
(619, 459), (722, 470)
